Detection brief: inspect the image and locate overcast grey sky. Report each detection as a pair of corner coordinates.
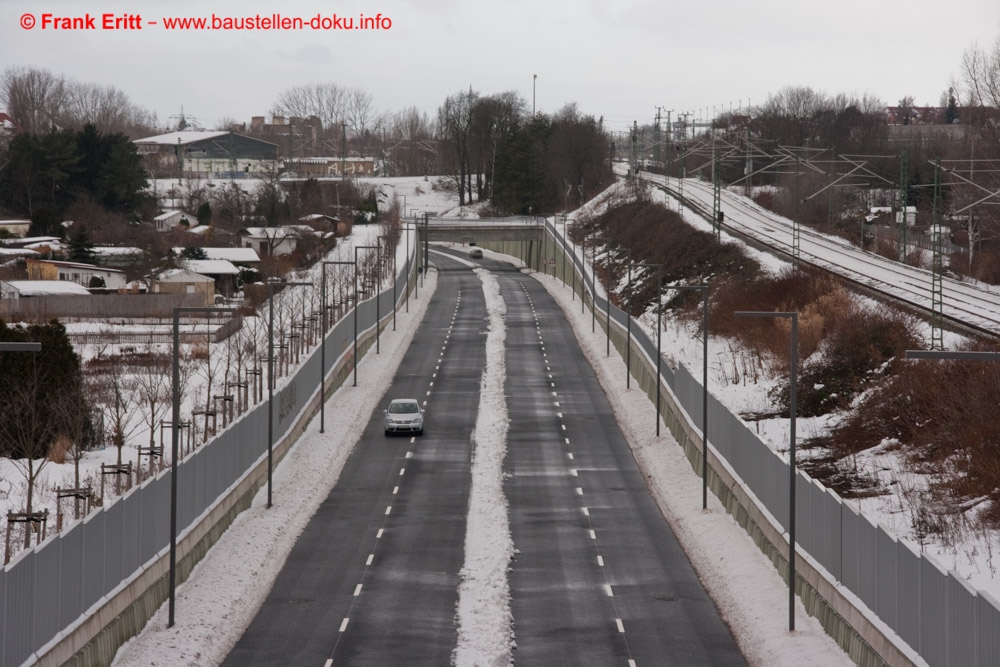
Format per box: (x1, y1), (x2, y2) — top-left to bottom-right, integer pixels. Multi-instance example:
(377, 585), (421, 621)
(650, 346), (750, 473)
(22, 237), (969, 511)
(3, 0), (999, 133)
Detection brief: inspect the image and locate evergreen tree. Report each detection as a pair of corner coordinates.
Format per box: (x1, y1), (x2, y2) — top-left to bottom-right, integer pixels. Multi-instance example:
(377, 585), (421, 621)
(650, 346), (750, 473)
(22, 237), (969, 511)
(945, 90), (960, 124)
(67, 225), (97, 264)
(0, 319), (91, 515)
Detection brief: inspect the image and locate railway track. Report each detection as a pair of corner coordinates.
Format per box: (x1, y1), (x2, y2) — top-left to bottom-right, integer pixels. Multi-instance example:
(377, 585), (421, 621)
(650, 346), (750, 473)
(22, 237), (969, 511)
(634, 169), (1000, 340)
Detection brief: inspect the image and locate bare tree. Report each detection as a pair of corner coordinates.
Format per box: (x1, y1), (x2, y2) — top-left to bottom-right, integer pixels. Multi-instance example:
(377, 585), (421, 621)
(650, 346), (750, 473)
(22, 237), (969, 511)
(346, 88), (377, 154)
(438, 88), (479, 205)
(962, 34), (1000, 142)
(0, 65), (67, 133)
(134, 345), (171, 455)
(0, 361), (60, 520)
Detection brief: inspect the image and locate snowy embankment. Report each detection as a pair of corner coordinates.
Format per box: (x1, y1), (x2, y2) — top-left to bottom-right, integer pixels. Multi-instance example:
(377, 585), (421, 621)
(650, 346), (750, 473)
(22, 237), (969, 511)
(452, 268), (515, 666)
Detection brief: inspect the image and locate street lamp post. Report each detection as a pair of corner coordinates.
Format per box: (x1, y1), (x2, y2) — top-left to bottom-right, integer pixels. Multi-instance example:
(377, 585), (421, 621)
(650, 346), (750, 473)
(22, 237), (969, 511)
(671, 285), (710, 507)
(321, 261), (355, 434)
(735, 310), (798, 632)
(589, 231), (608, 335)
(169, 306), (232, 628)
(380, 234), (396, 332)
(266, 282), (310, 510)
(628, 263), (664, 434)
(357, 244), (382, 355)
(622, 250), (634, 387)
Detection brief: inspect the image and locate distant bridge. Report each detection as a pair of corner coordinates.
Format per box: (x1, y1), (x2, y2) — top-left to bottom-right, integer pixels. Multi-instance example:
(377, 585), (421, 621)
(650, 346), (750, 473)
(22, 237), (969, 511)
(415, 215), (546, 245)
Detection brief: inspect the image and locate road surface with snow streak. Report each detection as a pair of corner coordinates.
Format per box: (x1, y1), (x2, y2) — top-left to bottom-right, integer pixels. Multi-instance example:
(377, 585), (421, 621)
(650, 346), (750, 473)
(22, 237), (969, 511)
(493, 256), (747, 666)
(221, 260), (486, 666)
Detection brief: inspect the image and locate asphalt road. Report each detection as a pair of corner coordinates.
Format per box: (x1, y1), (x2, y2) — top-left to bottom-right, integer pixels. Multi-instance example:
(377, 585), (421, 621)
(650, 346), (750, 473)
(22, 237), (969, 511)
(222, 248), (745, 666)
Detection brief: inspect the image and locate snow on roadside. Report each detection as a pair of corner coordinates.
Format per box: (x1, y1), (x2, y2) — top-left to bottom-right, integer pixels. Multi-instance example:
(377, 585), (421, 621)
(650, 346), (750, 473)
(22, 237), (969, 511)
(111, 271), (439, 667)
(453, 268), (515, 667)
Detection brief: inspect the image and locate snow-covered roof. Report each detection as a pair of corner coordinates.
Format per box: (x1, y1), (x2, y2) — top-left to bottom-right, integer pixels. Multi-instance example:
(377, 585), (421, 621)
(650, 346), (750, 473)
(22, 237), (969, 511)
(155, 268), (214, 283)
(173, 247), (260, 263)
(28, 259), (124, 274)
(2, 280), (91, 296)
(182, 259), (239, 275)
(239, 226), (301, 239)
(1, 236), (59, 246)
(93, 246), (143, 257)
(135, 131), (229, 146)
(0, 219), (31, 226)
(155, 210), (187, 221)
(0, 247), (37, 257)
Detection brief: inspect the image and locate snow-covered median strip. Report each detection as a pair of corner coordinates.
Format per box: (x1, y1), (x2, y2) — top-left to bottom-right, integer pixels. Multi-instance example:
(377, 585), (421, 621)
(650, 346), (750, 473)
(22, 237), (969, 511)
(453, 268), (515, 667)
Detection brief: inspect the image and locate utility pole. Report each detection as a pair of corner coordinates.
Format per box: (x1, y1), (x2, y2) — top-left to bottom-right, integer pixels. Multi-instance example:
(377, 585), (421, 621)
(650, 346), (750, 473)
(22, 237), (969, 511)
(897, 149), (909, 262)
(931, 159), (944, 350)
(341, 121), (347, 181)
(665, 109), (673, 177)
(630, 121), (639, 176)
(712, 115), (721, 242)
(654, 107), (662, 170)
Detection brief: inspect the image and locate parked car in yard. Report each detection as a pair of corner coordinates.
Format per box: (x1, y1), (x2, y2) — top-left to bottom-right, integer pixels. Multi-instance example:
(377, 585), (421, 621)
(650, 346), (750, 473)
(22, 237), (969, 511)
(384, 398), (424, 435)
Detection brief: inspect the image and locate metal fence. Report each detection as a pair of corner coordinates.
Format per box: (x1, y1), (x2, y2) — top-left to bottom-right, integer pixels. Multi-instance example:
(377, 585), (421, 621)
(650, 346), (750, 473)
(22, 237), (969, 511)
(0, 251), (414, 667)
(542, 217), (1000, 667)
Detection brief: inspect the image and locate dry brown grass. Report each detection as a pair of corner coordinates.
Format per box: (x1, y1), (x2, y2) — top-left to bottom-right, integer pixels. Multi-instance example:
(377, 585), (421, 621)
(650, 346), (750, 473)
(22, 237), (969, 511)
(832, 340), (1000, 524)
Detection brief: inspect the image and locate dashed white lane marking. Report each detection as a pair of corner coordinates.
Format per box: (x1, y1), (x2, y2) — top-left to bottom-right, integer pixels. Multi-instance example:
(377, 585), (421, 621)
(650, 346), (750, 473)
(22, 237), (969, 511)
(339, 618), (350, 632)
(589, 529), (597, 540)
(629, 660), (637, 667)
(399, 468), (405, 476)
(393, 486), (399, 495)
(561, 424), (566, 431)
(426, 390), (431, 396)
(325, 659), (333, 667)
(603, 584), (613, 597)
(410, 436), (416, 443)
(597, 555), (604, 567)
(567, 453), (574, 460)
(354, 584), (363, 596)
(576, 487), (583, 495)
(385, 506), (392, 515)
(366, 554), (374, 565)
(565, 438), (571, 445)
(406, 452), (413, 459)
(554, 402), (560, 407)
(616, 619), (625, 633)
(582, 507), (590, 516)
(377, 529), (384, 538)
(430, 381), (434, 387)
(556, 412), (563, 418)
(551, 392), (558, 397)
(570, 469), (578, 477)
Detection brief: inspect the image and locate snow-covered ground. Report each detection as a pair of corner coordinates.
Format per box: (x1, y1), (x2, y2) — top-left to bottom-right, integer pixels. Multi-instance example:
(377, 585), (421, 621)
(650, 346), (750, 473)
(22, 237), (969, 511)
(111, 241), (854, 667)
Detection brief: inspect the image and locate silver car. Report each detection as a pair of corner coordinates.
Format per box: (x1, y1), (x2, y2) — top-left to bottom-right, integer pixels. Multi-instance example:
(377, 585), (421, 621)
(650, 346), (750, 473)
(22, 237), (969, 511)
(384, 398), (424, 435)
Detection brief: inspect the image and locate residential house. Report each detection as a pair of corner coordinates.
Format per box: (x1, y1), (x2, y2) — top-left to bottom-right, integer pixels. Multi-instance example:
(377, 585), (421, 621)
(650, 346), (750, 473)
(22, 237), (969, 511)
(181, 259), (240, 296)
(1, 280), (91, 300)
(0, 220), (31, 238)
(151, 268), (215, 306)
(154, 210), (191, 232)
(26, 259), (126, 290)
(237, 226), (303, 257)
